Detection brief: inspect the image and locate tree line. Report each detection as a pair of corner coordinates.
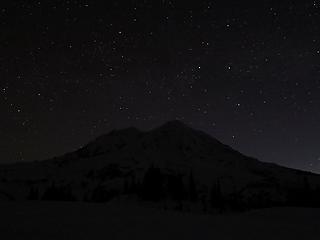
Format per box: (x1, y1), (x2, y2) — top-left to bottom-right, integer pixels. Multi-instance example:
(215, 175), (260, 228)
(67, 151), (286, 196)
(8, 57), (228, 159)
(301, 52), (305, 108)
(26, 166), (320, 211)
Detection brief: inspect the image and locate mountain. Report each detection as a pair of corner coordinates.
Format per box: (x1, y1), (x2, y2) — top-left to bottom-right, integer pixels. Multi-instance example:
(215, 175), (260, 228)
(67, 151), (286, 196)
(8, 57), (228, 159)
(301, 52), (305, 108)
(1, 120), (320, 210)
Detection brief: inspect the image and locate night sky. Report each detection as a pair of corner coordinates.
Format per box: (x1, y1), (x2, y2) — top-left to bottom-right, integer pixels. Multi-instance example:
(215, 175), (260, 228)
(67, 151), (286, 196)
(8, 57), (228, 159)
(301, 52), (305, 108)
(1, 1), (320, 172)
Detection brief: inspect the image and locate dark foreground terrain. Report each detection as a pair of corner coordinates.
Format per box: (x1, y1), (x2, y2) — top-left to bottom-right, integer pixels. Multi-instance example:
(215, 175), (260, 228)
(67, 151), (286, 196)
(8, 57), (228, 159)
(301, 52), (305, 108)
(1, 201), (319, 240)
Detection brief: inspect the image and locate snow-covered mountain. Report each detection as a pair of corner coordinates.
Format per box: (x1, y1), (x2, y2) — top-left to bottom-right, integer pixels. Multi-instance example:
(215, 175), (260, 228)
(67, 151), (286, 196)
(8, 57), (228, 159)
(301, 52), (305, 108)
(1, 121), (320, 210)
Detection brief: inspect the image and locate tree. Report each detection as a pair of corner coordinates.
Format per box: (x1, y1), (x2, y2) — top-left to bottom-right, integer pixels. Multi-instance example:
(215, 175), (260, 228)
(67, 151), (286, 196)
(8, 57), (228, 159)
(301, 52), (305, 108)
(123, 178), (129, 194)
(188, 171), (198, 202)
(140, 165), (164, 201)
(41, 183), (76, 201)
(90, 185), (118, 202)
(124, 174), (138, 195)
(27, 186), (39, 200)
(210, 179), (224, 212)
(167, 174), (186, 202)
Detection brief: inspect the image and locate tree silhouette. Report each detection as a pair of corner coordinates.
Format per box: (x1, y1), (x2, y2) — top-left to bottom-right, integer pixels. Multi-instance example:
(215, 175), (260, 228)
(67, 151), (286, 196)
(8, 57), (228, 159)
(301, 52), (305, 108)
(210, 179), (224, 212)
(167, 174), (186, 202)
(123, 178), (129, 194)
(27, 186), (39, 200)
(90, 185), (119, 202)
(140, 165), (164, 201)
(42, 183), (76, 201)
(188, 171), (198, 202)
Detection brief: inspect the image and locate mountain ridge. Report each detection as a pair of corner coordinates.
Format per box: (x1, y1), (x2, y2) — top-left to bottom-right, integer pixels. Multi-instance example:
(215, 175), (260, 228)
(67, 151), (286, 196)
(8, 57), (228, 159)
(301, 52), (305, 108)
(0, 120), (320, 210)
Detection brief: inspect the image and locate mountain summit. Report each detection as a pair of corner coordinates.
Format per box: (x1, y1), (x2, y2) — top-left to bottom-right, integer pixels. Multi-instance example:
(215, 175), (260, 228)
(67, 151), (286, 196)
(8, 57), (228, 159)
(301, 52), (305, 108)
(1, 121), (320, 209)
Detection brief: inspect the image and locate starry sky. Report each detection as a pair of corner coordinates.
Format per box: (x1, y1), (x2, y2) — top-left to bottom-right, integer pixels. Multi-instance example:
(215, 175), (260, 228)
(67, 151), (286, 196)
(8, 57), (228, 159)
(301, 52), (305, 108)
(1, 0), (320, 172)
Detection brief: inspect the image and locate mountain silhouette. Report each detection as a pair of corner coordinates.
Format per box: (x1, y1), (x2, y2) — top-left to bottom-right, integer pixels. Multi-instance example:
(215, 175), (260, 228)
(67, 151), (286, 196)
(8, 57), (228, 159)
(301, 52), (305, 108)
(1, 120), (320, 210)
